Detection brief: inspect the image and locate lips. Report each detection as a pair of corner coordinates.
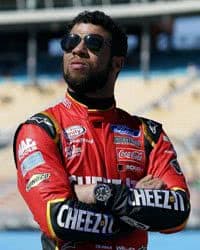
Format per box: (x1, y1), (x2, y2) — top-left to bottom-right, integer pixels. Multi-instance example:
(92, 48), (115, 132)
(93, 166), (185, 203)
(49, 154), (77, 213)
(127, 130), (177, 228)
(70, 60), (88, 70)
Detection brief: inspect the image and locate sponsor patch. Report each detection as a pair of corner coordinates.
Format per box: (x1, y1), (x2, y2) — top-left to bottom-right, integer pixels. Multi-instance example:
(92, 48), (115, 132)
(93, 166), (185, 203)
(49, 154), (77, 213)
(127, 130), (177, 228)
(117, 148), (144, 163)
(116, 247), (136, 250)
(111, 125), (140, 137)
(65, 145), (82, 158)
(147, 120), (158, 134)
(70, 138), (94, 144)
(26, 173), (50, 192)
(68, 175), (137, 188)
(120, 216), (150, 230)
(61, 241), (76, 249)
(21, 151), (45, 176)
(62, 97), (72, 109)
(29, 116), (53, 127)
(114, 136), (141, 147)
(128, 189), (186, 211)
(64, 125), (86, 140)
(57, 205), (115, 234)
(170, 159), (182, 175)
(95, 244), (112, 249)
(18, 138), (37, 160)
(117, 164), (142, 173)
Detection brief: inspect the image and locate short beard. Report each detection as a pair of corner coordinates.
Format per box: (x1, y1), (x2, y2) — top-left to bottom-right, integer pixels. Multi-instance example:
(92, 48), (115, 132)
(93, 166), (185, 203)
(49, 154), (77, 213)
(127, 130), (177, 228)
(63, 60), (111, 95)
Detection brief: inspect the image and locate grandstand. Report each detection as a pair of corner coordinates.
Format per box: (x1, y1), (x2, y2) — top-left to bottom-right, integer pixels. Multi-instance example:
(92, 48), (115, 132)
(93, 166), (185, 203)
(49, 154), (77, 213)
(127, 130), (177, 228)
(0, 0), (200, 230)
(1, 0), (200, 83)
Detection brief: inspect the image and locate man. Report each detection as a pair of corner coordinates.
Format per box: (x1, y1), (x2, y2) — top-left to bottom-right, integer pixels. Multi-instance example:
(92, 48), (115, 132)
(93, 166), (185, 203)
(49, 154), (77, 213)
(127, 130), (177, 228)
(13, 11), (190, 250)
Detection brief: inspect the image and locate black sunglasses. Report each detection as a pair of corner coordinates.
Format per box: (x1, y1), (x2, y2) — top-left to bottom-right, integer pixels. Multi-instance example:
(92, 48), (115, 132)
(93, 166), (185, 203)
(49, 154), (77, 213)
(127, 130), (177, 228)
(61, 33), (111, 53)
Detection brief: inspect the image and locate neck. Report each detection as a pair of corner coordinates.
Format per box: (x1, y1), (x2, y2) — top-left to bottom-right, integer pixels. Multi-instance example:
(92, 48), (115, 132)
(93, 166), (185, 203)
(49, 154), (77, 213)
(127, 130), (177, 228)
(68, 89), (115, 110)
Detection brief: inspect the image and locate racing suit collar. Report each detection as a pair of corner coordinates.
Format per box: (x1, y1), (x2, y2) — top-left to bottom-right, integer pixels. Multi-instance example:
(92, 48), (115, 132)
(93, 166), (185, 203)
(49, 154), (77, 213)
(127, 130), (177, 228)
(67, 89), (115, 110)
(65, 90), (118, 122)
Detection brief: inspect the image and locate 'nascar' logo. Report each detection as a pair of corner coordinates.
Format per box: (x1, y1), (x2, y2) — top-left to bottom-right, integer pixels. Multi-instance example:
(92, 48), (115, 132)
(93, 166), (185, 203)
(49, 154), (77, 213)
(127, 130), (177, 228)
(111, 125), (140, 137)
(64, 125), (86, 140)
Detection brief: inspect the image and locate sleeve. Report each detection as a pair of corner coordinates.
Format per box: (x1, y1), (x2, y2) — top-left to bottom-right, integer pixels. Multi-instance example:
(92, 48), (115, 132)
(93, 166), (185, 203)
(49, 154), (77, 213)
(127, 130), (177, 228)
(96, 124), (190, 234)
(147, 128), (189, 193)
(14, 122), (123, 242)
(145, 127), (191, 233)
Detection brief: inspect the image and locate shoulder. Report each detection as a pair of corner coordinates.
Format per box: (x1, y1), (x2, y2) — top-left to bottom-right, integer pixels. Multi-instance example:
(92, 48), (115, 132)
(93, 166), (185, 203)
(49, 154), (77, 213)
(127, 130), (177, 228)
(116, 107), (162, 129)
(137, 116), (162, 130)
(14, 98), (67, 148)
(13, 110), (60, 163)
(26, 109), (60, 139)
(137, 116), (163, 145)
(14, 106), (61, 142)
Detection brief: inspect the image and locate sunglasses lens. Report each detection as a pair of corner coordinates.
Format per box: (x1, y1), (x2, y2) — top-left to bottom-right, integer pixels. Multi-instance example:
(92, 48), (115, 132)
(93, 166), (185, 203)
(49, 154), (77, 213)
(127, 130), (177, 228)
(61, 34), (80, 52)
(85, 35), (104, 52)
(61, 34), (106, 53)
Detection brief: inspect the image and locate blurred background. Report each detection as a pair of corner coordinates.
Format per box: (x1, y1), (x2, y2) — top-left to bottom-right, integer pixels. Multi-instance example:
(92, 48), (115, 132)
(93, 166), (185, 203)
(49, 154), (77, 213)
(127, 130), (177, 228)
(0, 0), (200, 249)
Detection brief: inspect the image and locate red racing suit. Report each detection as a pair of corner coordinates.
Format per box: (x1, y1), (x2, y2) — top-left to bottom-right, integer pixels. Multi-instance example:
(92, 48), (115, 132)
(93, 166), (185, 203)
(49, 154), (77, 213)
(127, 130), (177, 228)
(13, 92), (190, 250)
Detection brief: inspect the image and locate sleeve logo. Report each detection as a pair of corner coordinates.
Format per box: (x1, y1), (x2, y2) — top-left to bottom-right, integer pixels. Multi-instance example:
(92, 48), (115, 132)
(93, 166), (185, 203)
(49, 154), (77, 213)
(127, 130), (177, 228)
(21, 151), (45, 176)
(18, 138), (37, 160)
(26, 173), (50, 192)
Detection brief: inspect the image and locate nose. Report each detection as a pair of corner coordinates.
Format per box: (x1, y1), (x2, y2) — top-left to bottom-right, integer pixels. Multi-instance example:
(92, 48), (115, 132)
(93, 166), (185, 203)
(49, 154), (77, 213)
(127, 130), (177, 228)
(72, 39), (88, 56)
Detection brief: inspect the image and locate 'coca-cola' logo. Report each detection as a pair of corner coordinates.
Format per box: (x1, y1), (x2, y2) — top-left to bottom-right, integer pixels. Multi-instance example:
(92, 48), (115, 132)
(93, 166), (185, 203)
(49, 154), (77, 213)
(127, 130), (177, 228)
(117, 148), (144, 162)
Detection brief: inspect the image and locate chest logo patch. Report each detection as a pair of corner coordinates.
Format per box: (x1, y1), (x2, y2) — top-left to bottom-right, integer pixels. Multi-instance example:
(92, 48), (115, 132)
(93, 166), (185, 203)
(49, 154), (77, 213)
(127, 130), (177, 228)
(64, 125), (86, 140)
(117, 148), (144, 163)
(111, 124), (140, 137)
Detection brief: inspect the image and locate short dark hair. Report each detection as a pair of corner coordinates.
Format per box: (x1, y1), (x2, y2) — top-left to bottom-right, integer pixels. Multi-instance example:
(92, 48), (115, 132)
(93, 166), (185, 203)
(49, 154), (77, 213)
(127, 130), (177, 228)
(67, 10), (127, 57)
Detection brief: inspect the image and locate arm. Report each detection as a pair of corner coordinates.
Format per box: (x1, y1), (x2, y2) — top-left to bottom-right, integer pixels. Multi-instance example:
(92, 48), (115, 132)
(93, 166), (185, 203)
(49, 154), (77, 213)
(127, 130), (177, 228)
(74, 174), (166, 203)
(73, 130), (190, 233)
(74, 182), (190, 233)
(14, 123), (122, 242)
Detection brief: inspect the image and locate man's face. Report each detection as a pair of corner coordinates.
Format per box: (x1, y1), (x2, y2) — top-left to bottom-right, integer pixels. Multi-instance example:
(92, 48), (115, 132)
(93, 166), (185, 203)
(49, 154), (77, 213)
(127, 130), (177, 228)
(62, 23), (112, 94)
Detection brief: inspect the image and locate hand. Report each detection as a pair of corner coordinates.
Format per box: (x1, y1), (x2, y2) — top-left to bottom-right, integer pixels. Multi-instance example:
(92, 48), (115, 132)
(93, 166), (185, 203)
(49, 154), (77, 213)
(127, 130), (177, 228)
(74, 175), (166, 204)
(74, 184), (96, 204)
(135, 174), (166, 189)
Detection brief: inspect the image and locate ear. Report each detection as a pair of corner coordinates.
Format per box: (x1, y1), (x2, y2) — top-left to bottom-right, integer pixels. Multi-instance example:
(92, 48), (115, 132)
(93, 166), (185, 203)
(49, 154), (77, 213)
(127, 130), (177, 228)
(111, 56), (125, 72)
